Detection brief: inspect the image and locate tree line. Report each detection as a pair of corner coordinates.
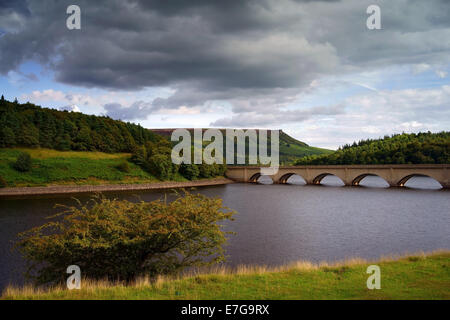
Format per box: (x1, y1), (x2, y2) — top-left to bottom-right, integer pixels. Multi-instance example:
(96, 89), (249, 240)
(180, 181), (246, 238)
(295, 132), (450, 165)
(0, 96), (159, 152)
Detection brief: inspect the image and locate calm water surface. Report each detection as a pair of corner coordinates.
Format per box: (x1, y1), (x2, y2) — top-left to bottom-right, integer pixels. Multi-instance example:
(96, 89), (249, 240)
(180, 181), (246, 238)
(0, 176), (448, 289)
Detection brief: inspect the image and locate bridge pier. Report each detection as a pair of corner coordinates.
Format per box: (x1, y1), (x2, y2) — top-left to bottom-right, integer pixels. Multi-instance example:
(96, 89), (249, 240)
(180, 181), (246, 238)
(342, 179), (353, 187)
(386, 180), (399, 188)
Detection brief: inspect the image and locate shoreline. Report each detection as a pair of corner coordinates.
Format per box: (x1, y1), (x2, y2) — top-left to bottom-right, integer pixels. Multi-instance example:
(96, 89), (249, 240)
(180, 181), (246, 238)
(0, 178), (235, 199)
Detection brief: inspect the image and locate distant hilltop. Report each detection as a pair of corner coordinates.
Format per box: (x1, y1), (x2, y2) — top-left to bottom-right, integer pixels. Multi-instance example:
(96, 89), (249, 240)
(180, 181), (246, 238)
(149, 128), (333, 164)
(150, 128), (282, 136)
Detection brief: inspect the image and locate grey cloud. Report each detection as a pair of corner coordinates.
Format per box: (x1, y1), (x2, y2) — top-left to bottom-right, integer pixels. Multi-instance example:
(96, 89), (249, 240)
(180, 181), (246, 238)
(1, 0), (450, 125)
(104, 101), (153, 121)
(211, 104), (345, 127)
(3, 0), (449, 88)
(0, 0), (30, 14)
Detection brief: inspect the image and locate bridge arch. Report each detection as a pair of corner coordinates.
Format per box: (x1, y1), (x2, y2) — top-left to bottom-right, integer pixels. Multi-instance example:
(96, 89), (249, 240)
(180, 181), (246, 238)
(312, 173), (345, 186)
(249, 173), (261, 183)
(278, 173), (306, 184)
(249, 173), (274, 184)
(352, 174), (389, 187)
(397, 174), (443, 189)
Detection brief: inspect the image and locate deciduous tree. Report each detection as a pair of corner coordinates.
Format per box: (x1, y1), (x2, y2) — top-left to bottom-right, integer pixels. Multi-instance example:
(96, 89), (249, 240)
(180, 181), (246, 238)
(16, 193), (236, 285)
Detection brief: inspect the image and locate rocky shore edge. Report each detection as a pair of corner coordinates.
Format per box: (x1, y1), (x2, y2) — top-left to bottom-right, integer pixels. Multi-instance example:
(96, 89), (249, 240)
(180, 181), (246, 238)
(0, 178), (235, 198)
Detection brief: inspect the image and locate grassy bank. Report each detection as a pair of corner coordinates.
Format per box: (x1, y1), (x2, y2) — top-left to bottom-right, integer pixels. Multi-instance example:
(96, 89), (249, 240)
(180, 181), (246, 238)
(0, 148), (188, 187)
(3, 251), (449, 300)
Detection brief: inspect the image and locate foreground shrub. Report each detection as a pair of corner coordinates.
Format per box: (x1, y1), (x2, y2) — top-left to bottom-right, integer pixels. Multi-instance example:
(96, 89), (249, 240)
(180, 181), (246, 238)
(116, 160), (130, 173)
(16, 192), (236, 285)
(13, 152), (32, 172)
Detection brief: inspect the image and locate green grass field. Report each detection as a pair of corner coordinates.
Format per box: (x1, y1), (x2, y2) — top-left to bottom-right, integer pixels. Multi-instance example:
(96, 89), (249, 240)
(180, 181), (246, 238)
(0, 148), (189, 187)
(3, 251), (449, 300)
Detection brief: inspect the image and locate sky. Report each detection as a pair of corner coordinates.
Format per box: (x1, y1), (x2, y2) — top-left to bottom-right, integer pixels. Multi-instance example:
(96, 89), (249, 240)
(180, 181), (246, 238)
(0, 0), (449, 150)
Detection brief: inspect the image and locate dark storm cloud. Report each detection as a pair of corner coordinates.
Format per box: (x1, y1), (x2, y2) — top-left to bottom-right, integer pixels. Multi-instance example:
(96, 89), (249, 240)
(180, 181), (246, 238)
(0, 0), (30, 16)
(1, 0), (449, 125)
(0, 0), (30, 34)
(0, 0), (360, 88)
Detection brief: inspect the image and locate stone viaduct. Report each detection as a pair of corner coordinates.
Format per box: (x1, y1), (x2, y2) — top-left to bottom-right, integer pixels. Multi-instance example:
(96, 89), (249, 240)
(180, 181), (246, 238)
(225, 164), (450, 188)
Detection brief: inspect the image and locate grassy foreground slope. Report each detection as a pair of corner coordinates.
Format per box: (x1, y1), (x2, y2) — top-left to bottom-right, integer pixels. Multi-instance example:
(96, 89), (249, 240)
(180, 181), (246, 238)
(0, 148), (166, 187)
(3, 251), (449, 300)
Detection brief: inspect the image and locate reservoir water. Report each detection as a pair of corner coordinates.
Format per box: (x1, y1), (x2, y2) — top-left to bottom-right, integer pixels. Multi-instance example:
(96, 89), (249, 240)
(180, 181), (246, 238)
(0, 176), (449, 290)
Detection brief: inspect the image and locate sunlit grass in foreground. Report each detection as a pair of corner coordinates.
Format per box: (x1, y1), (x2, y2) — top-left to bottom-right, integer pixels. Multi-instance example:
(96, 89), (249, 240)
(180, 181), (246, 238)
(3, 251), (449, 300)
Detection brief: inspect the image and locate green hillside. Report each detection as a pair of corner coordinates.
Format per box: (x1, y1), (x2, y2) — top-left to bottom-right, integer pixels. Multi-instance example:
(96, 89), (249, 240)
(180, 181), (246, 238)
(0, 98), (224, 187)
(295, 132), (450, 165)
(278, 131), (333, 163)
(0, 148), (163, 187)
(151, 129), (332, 164)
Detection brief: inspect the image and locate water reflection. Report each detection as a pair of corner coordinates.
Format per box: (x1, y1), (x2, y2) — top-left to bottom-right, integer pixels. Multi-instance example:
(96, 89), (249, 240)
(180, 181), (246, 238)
(358, 175), (390, 188)
(319, 175), (345, 187)
(404, 176), (442, 190)
(256, 175), (274, 184)
(286, 174), (306, 185)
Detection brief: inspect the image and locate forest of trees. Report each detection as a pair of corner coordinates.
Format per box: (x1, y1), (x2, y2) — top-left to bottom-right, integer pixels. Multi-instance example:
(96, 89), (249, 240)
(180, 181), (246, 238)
(295, 132), (450, 165)
(0, 96), (226, 181)
(0, 96), (159, 152)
